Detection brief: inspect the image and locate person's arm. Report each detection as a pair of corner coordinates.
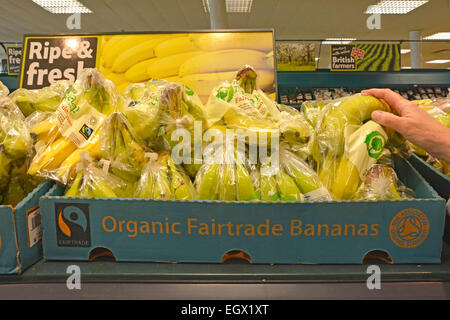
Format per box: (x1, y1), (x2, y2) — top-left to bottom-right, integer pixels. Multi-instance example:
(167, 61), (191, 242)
(361, 88), (450, 163)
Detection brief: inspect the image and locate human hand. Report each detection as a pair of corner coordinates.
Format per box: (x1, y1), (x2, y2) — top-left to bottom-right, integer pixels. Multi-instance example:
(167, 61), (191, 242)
(361, 88), (450, 163)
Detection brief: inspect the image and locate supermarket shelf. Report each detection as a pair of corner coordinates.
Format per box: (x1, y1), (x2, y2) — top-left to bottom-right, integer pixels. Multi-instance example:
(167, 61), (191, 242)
(1, 243), (450, 299)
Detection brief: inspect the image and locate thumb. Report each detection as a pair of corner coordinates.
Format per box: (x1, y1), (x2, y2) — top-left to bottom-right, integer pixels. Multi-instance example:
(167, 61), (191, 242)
(371, 110), (403, 131)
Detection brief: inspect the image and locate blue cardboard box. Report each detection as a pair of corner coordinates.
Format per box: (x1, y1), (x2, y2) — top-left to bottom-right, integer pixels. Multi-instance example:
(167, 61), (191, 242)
(408, 154), (449, 200)
(40, 158), (446, 264)
(0, 181), (53, 274)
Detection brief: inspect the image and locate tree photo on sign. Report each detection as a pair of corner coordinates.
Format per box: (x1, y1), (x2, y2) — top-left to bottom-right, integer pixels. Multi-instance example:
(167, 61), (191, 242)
(276, 42), (316, 71)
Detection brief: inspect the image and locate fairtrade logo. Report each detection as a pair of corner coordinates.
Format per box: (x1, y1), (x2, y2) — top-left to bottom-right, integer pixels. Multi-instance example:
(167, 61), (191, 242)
(390, 208), (429, 248)
(365, 131), (385, 159)
(58, 206), (88, 237)
(79, 123), (93, 140)
(55, 203), (91, 247)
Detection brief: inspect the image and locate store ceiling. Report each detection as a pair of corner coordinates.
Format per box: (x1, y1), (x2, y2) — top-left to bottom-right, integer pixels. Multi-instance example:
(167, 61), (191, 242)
(0, 0), (449, 67)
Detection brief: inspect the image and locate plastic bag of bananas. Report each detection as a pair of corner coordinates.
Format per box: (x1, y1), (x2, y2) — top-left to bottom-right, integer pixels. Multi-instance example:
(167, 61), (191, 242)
(0, 97), (43, 206)
(27, 68), (117, 185)
(64, 156), (133, 198)
(311, 93), (414, 200)
(9, 80), (73, 117)
(135, 151), (197, 200)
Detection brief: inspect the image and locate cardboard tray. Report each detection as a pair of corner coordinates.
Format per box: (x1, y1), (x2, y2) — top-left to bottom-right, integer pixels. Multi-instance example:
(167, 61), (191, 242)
(40, 157), (446, 265)
(0, 181), (53, 274)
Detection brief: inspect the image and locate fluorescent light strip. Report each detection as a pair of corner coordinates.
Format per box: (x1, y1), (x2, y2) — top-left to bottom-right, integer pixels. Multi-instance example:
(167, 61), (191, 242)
(424, 32), (450, 40)
(426, 60), (450, 64)
(365, 1), (428, 14)
(401, 49), (411, 54)
(322, 38), (356, 45)
(202, 0), (253, 13)
(32, 0), (92, 14)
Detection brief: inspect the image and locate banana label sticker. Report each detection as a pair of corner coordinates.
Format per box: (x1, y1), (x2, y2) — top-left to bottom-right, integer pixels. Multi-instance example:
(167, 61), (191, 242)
(390, 208), (430, 248)
(345, 121), (388, 179)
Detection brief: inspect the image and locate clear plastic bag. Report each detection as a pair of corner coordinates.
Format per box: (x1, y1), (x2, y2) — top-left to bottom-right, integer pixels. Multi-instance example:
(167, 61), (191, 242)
(135, 151), (197, 200)
(0, 98), (42, 206)
(9, 80), (72, 117)
(27, 68), (118, 185)
(0, 81), (9, 98)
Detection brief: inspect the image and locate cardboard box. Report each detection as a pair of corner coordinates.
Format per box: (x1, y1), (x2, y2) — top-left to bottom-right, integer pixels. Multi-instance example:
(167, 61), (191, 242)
(408, 154), (449, 200)
(40, 158), (446, 265)
(0, 181), (53, 274)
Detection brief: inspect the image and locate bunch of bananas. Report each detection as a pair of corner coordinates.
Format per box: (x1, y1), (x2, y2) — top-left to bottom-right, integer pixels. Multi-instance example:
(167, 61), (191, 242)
(0, 98), (42, 206)
(65, 159), (132, 198)
(98, 33), (275, 103)
(194, 148), (258, 201)
(27, 69), (117, 184)
(312, 94), (397, 200)
(9, 80), (72, 117)
(135, 151), (196, 200)
(99, 112), (148, 183)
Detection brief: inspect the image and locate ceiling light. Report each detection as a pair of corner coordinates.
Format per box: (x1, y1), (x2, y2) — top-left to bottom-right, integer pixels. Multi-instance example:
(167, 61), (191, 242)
(365, 1), (428, 14)
(401, 49), (411, 54)
(426, 60), (450, 64)
(401, 66), (412, 69)
(424, 32), (450, 40)
(202, 0), (253, 13)
(322, 38), (356, 45)
(32, 0), (92, 14)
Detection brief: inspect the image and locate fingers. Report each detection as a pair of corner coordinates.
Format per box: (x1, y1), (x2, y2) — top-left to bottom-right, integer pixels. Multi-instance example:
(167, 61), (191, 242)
(371, 110), (404, 132)
(361, 88), (409, 115)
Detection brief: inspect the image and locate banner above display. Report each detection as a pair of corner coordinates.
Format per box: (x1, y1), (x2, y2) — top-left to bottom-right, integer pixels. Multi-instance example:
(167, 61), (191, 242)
(6, 46), (22, 75)
(19, 31), (276, 102)
(330, 43), (400, 72)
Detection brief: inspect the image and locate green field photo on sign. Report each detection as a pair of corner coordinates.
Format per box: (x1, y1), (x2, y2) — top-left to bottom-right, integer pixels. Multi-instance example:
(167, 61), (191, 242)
(355, 43), (400, 71)
(276, 42), (316, 71)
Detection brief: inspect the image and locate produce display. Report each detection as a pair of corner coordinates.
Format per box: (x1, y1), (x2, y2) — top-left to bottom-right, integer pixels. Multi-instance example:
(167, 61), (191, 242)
(0, 97), (42, 206)
(0, 64), (426, 204)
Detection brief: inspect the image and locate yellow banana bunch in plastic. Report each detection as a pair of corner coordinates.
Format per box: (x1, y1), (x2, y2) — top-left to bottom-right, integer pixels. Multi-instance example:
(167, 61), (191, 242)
(135, 151), (196, 200)
(27, 68), (117, 184)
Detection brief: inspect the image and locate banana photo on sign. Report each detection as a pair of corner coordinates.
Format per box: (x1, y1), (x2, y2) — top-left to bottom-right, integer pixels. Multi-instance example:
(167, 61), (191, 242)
(96, 31), (276, 103)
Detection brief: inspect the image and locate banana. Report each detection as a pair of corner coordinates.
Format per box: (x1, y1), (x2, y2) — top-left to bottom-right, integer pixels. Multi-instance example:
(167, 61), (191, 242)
(192, 32), (274, 52)
(196, 163), (220, 200)
(111, 35), (177, 73)
(101, 34), (149, 69)
(276, 169), (303, 201)
(102, 70), (127, 86)
(90, 178), (118, 198)
(147, 51), (203, 79)
(260, 173), (279, 201)
(236, 162), (257, 201)
(65, 170), (83, 197)
(167, 153), (195, 199)
(155, 36), (198, 57)
(0, 152), (11, 191)
(330, 155), (361, 200)
(179, 49), (269, 77)
(125, 58), (157, 82)
(219, 164), (236, 201)
(27, 136), (77, 176)
(153, 152), (172, 199)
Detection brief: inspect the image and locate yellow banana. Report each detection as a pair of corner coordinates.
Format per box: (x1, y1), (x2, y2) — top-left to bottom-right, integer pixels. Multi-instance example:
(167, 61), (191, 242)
(192, 32), (274, 52)
(147, 51), (203, 79)
(219, 164), (236, 201)
(236, 162), (257, 201)
(102, 35), (148, 68)
(196, 163), (220, 200)
(125, 58), (157, 83)
(111, 35), (177, 73)
(330, 155), (361, 200)
(167, 154), (195, 199)
(154, 36), (198, 57)
(31, 117), (61, 143)
(179, 49), (269, 77)
(102, 70), (127, 86)
(153, 153), (173, 199)
(260, 173), (279, 201)
(65, 170), (83, 197)
(276, 169), (303, 201)
(28, 136), (77, 176)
